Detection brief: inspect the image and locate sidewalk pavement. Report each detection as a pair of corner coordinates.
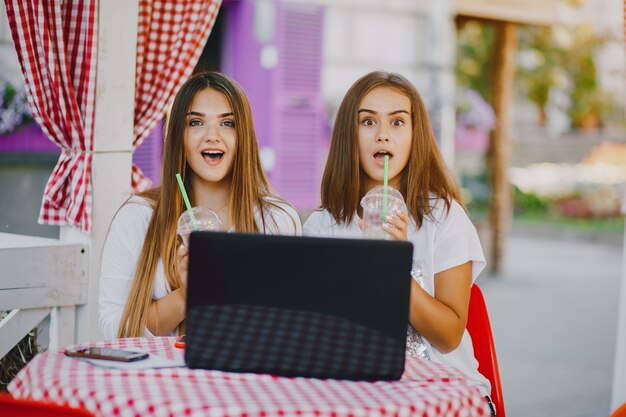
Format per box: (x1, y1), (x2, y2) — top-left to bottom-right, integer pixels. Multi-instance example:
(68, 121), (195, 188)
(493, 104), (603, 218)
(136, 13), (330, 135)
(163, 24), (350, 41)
(479, 231), (624, 417)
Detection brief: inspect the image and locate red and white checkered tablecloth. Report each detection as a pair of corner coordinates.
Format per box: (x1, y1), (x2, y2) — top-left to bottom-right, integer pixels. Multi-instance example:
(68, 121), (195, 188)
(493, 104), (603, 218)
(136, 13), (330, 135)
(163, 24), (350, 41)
(8, 337), (487, 417)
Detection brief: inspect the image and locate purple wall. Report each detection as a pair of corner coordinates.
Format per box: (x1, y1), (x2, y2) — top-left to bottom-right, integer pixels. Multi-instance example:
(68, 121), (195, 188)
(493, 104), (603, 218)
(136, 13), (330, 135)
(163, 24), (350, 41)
(222, 1), (273, 150)
(132, 120), (164, 186)
(0, 120), (164, 187)
(2, 0), (327, 209)
(0, 123), (60, 154)
(271, 2), (326, 210)
(222, 0), (326, 210)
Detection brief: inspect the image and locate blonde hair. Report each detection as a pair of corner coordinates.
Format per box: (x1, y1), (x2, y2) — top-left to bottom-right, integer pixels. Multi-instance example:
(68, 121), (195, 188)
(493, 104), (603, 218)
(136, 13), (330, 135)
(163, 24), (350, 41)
(321, 71), (463, 228)
(117, 72), (293, 338)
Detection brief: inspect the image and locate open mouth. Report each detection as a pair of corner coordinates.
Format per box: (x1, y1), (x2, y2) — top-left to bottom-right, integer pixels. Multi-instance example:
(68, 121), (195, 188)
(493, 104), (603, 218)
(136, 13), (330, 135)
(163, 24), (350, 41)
(373, 150), (393, 163)
(201, 150), (225, 163)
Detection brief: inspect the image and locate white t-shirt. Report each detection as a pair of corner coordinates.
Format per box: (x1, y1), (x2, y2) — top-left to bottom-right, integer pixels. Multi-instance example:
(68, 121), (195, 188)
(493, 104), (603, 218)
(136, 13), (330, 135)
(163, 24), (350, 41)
(99, 195), (302, 340)
(303, 198), (491, 397)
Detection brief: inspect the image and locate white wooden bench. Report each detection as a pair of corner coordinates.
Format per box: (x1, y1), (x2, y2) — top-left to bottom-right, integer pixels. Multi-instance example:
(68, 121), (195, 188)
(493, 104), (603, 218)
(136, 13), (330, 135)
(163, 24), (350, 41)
(0, 233), (88, 358)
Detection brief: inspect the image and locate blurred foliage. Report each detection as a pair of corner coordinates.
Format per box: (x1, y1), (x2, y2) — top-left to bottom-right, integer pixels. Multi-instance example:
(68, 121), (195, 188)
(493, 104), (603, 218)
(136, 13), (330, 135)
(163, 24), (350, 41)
(462, 172), (624, 232)
(513, 186), (549, 215)
(455, 21), (495, 102)
(0, 321), (39, 392)
(456, 13), (619, 129)
(461, 171), (491, 213)
(516, 23), (617, 129)
(517, 27), (568, 126)
(564, 0), (586, 6)
(516, 210), (625, 233)
(0, 67), (33, 135)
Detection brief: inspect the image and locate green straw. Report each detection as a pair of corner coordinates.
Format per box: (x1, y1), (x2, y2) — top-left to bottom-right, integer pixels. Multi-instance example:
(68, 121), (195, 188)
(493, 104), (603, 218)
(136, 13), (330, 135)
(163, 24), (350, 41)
(175, 173), (199, 230)
(382, 155), (389, 222)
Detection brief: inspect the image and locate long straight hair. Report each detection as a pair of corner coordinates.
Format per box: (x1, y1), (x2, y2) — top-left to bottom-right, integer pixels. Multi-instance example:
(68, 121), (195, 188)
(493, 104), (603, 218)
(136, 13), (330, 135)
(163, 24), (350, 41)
(117, 72), (290, 338)
(321, 71), (463, 228)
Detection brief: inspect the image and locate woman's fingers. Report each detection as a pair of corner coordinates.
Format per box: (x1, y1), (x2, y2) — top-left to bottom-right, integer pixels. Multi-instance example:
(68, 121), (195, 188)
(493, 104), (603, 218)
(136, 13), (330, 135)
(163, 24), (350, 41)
(177, 244), (189, 262)
(382, 211), (409, 241)
(393, 211), (410, 226)
(177, 244), (189, 289)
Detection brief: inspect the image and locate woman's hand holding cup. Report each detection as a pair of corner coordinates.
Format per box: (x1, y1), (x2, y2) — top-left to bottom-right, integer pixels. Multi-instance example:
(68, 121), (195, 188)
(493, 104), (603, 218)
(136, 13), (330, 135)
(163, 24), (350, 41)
(175, 206), (220, 298)
(360, 186), (408, 240)
(176, 206), (222, 247)
(382, 211), (409, 241)
(176, 244), (189, 290)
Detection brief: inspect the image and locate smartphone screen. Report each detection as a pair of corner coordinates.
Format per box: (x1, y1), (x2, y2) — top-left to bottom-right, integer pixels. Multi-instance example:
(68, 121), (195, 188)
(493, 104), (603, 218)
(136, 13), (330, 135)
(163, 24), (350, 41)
(65, 347), (149, 362)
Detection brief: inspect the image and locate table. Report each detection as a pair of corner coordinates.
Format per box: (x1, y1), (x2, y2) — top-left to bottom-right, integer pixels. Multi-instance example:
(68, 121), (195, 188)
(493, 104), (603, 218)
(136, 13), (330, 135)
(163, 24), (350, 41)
(8, 337), (486, 417)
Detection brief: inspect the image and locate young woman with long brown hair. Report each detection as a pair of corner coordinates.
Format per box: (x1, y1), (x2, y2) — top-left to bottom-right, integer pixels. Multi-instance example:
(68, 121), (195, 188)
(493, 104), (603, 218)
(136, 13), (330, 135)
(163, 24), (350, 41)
(303, 71), (493, 414)
(100, 72), (301, 340)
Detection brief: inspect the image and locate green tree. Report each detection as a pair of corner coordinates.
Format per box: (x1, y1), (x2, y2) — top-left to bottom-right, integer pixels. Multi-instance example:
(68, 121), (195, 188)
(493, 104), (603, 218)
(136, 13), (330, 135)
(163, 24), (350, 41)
(455, 20), (494, 102)
(517, 27), (568, 127)
(566, 25), (614, 129)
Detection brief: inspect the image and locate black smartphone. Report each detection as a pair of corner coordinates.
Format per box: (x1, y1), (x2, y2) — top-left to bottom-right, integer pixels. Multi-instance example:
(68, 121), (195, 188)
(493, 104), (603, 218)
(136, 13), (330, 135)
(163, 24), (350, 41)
(64, 347), (149, 362)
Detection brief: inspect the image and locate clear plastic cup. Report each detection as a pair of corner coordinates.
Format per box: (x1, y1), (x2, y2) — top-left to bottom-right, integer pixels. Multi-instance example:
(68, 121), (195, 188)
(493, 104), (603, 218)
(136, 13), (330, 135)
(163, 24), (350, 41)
(177, 206), (222, 247)
(360, 186), (408, 240)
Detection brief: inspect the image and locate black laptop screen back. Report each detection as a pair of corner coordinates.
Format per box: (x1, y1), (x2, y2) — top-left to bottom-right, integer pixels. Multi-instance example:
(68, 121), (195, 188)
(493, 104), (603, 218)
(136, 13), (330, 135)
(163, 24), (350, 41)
(185, 232), (413, 381)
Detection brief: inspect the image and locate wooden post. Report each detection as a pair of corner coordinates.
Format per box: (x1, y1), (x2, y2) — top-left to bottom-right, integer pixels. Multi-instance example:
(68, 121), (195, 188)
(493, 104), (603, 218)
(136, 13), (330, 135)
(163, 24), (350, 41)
(69, 0), (138, 342)
(487, 21), (517, 274)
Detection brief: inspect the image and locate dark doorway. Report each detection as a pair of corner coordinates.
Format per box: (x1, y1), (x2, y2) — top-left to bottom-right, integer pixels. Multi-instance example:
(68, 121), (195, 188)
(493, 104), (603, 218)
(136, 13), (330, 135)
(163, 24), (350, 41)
(193, 6), (226, 73)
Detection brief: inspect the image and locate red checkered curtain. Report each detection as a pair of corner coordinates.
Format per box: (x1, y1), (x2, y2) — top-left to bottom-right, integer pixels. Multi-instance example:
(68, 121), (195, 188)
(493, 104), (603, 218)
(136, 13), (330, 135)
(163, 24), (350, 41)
(5, 0), (97, 233)
(131, 0), (221, 191)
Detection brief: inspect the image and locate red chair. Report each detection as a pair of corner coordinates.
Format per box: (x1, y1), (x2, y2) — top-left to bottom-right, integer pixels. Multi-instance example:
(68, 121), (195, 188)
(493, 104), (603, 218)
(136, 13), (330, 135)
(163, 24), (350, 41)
(467, 284), (506, 417)
(611, 403), (626, 417)
(0, 394), (96, 417)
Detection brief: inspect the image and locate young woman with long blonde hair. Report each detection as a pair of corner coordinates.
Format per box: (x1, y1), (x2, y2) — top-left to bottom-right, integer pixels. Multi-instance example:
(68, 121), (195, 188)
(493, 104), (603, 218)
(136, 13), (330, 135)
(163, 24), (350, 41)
(303, 71), (493, 415)
(100, 72), (301, 339)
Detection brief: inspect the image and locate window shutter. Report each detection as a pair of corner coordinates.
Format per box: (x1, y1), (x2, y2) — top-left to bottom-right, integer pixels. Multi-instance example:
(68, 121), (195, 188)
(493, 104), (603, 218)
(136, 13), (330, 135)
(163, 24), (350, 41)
(270, 2), (326, 210)
(132, 120), (163, 186)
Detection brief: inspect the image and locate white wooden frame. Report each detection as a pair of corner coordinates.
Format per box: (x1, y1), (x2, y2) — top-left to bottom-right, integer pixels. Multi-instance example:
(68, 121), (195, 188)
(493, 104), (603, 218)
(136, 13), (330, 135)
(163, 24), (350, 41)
(65, 0), (138, 343)
(0, 0), (138, 348)
(0, 233), (88, 358)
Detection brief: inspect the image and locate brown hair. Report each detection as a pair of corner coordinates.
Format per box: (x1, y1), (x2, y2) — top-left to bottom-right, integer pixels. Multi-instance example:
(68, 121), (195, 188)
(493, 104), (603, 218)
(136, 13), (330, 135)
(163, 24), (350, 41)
(321, 71), (463, 227)
(117, 72), (292, 337)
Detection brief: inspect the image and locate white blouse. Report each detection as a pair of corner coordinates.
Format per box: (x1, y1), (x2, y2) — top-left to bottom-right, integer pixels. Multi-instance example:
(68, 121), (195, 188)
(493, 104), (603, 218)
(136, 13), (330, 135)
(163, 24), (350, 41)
(99, 195), (302, 340)
(303, 198), (491, 397)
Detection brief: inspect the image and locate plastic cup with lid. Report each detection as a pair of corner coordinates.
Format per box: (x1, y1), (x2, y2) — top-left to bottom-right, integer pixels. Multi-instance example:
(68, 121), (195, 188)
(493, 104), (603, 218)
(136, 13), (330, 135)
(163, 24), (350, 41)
(176, 206), (222, 247)
(360, 186), (408, 240)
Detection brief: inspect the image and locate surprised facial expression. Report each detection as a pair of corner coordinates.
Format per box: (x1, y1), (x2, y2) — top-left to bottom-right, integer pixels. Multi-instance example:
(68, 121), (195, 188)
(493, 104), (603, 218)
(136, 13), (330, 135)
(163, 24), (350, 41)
(357, 86), (412, 191)
(184, 88), (237, 187)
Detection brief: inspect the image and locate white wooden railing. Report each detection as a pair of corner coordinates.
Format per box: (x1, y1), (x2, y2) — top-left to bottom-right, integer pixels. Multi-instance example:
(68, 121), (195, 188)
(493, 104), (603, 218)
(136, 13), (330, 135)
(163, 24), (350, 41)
(0, 232), (88, 359)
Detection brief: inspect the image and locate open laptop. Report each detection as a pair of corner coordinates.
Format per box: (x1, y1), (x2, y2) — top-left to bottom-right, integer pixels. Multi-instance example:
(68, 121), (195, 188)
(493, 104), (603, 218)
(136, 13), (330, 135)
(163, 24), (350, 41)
(185, 231), (413, 381)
